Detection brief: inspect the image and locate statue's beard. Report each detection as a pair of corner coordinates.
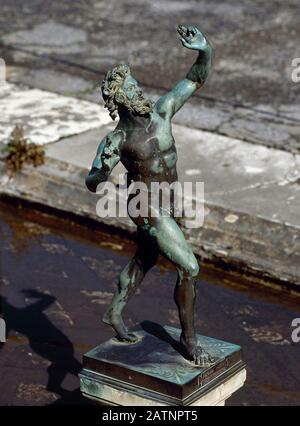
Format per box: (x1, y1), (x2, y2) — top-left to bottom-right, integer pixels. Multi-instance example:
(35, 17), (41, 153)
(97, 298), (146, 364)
(121, 92), (153, 116)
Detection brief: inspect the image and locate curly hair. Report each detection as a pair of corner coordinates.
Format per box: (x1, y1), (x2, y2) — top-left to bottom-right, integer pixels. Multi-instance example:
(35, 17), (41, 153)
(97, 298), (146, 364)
(101, 64), (131, 120)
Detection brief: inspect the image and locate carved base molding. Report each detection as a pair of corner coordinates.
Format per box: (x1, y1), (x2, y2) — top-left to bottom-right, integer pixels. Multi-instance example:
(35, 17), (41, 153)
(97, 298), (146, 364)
(80, 325), (246, 406)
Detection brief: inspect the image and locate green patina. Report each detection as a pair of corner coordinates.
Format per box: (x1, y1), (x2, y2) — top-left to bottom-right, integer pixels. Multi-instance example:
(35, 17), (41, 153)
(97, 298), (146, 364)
(86, 25), (212, 366)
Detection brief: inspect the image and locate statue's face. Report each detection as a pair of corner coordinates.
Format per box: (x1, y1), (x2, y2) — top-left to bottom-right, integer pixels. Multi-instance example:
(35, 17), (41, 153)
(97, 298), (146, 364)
(118, 75), (153, 116)
(122, 75), (143, 101)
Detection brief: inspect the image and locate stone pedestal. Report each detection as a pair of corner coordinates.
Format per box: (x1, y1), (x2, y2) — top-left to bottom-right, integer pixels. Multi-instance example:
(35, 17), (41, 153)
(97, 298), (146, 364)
(79, 324), (246, 406)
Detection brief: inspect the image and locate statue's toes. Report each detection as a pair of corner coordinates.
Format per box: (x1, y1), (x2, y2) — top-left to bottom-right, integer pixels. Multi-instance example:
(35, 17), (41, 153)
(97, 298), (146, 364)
(127, 333), (139, 342)
(193, 349), (216, 367)
(119, 332), (139, 344)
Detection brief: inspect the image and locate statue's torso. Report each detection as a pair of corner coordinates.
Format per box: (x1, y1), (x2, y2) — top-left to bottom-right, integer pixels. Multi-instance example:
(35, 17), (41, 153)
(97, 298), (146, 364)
(118, 111), (178, 187)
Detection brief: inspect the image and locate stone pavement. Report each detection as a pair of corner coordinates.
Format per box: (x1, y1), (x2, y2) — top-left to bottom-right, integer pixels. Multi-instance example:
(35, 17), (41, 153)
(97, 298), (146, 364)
(1, 0), (300, 152)
(0, 1), (300, 289)
(0, 81), (299, 288)
(0, 82), (110, 144)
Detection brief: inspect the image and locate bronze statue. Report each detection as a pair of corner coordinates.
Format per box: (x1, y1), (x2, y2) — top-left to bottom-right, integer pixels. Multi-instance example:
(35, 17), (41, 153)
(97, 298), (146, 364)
(86, 25), (213, 366)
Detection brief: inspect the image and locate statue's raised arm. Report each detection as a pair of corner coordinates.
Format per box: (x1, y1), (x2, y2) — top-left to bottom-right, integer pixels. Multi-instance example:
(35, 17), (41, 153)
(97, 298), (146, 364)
(155, 25), (212, 118)
(84, 25), (215, 366)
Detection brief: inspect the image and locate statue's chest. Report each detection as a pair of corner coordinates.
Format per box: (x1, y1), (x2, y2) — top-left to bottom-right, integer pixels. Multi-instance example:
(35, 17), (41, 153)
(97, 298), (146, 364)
(121, 122), (174, 162)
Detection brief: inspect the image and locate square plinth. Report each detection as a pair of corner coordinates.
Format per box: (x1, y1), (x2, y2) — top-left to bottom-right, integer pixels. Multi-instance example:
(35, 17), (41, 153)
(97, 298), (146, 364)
(80, 325), (246, 406)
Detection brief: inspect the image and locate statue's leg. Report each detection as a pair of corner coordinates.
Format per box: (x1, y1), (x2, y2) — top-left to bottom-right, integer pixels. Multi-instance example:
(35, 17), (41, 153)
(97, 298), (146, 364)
(102, 228), (158, 343)
(152, 216), (214, 366)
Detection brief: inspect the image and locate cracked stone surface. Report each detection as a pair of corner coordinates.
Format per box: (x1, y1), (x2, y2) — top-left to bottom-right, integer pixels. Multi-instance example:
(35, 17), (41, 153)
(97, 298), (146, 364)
(0, 80), (299, 284)
(0, 82), (110, 145)
(45, 120), (300, 229)
(2, 21), (87, 54)
(0, 0), (299, 152)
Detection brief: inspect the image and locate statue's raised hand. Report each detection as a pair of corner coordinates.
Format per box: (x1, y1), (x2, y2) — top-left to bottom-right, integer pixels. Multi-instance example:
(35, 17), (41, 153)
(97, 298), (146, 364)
(177, 25), (210, 51)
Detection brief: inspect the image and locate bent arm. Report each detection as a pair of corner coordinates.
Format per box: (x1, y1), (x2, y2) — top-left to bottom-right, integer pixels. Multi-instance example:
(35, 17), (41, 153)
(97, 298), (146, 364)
(85, 132), (121, 193)
(156, 30), (212, 118)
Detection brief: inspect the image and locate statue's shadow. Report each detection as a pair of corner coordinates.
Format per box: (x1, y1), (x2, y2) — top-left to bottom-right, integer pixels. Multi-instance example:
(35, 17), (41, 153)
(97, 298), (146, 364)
(0, 291), (94, 406)
(140, 320), (189, 359)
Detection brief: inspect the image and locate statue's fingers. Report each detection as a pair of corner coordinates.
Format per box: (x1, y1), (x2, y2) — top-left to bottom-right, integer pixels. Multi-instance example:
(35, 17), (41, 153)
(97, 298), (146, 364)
(177, 28), (188, 41)
(186, 27), (196, 40)
(177, 26), (187, 37)
(180, 37), (190, 48)
(179, 24), (188, 34)
(190, 27), (196, 36)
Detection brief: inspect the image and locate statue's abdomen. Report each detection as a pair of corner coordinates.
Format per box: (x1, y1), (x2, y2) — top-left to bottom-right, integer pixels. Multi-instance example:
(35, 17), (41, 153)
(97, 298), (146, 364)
(121, 124), (177, 181)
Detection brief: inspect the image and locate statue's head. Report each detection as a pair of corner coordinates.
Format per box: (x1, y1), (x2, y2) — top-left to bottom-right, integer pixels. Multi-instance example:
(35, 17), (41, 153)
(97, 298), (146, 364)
(101, 64), (153, 120)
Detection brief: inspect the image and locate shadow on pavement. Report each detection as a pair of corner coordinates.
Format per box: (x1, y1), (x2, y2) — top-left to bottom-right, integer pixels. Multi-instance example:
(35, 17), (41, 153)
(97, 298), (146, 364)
(0, 290), (93, 405)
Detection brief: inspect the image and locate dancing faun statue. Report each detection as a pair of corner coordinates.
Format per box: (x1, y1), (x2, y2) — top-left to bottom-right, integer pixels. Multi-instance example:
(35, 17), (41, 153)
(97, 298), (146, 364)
(86, 25), (213, 366)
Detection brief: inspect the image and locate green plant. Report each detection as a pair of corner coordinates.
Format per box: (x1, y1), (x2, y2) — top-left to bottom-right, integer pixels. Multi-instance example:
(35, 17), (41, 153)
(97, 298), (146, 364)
(2, 125), (45, 174)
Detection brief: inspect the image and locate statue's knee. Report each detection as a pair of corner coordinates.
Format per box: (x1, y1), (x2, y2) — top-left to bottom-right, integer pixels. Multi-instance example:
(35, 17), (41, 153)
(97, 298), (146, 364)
(187, 259), (199, 277)
(178, 257), (199, 278)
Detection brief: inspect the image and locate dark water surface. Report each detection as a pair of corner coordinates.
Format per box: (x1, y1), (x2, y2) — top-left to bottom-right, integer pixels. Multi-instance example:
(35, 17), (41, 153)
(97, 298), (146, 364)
(0, 201), (299, 406)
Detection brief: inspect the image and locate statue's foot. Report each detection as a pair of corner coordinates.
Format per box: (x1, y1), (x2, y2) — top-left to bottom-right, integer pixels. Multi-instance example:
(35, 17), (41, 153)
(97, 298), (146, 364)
(117, 332), (139, 343)
(102, 311), (139, 344)
(180, 334), (216, 367)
